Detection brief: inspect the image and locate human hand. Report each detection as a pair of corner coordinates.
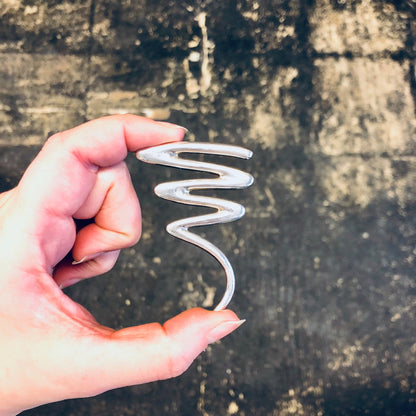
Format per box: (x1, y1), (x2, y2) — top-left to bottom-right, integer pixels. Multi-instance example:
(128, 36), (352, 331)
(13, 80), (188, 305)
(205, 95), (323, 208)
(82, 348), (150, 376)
(0, 115), (243, 415)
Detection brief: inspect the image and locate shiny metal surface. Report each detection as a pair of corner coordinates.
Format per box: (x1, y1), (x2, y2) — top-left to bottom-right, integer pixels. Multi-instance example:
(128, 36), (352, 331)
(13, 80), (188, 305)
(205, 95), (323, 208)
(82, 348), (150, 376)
(136, 141), (254, 311)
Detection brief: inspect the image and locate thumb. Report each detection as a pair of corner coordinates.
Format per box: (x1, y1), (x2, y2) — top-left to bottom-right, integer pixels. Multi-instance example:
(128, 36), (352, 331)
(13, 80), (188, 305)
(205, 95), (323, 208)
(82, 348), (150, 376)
(69, 308), (244, 399)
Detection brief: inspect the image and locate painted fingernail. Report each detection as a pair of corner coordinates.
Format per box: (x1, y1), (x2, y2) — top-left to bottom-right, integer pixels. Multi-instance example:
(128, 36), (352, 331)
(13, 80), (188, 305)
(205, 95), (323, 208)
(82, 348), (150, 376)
(206, 319), (246, 344)
(156, 121), (189, 133)
(72, 252), (103, 265)
(72, 256), (87, 265)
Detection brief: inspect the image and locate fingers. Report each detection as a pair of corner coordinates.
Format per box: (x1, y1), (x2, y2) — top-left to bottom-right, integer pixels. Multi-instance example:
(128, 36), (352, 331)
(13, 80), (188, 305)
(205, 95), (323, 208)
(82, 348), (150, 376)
(59, 115), (186, 168)
(52, 161), (140, 286)
(73, 161), (141, 259)
(65, 308), (244, 399)
(53, 250), (120, 288)
(10, 115), (185, 270)
(16, 114), (186, 221)
(4, 308), (244, 411)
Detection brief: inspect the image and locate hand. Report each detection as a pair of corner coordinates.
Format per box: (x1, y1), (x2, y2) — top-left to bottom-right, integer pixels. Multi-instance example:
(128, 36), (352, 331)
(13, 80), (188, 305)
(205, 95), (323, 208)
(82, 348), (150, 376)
(0, 115), (243, 415)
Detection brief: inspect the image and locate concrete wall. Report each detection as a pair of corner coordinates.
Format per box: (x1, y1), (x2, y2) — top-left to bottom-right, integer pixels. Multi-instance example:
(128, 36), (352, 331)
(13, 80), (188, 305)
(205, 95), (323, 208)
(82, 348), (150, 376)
(1, 0), (415, 414)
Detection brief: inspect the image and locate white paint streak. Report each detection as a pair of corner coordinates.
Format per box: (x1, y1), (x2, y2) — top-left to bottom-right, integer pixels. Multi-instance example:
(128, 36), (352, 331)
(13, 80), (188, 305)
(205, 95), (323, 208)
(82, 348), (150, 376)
(196, 12), (212, 95)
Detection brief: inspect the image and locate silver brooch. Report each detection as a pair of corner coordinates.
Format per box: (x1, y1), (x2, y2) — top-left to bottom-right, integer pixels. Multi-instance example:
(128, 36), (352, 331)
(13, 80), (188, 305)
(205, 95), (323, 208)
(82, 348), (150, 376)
(137, 142), (254, 310)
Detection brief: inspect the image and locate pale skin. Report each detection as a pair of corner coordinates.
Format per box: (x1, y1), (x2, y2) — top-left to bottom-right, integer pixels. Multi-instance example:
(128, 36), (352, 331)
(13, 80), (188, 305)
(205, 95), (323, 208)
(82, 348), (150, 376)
(0, 115), (243, 415)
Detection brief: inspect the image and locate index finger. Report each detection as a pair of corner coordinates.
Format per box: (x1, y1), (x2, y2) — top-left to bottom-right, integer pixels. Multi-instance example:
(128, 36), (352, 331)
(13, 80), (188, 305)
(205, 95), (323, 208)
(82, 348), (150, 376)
(15, 115), (186, 217)
(57, 115), (186, 168)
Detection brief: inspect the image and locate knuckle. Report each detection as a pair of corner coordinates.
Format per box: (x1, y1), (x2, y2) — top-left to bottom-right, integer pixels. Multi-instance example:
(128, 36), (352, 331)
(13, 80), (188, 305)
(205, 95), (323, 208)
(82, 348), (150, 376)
(118, 220), (141, 246)
(165, 349), (192, 379)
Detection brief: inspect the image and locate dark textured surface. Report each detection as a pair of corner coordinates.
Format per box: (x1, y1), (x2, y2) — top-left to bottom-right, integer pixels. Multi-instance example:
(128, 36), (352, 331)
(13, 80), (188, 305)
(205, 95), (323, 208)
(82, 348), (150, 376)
(1, 1), (416, 415)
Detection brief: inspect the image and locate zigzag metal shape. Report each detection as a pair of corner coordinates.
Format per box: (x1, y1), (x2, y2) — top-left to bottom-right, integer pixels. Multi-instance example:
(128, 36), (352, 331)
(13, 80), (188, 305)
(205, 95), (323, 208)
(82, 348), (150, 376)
(136, 141), (254, 311)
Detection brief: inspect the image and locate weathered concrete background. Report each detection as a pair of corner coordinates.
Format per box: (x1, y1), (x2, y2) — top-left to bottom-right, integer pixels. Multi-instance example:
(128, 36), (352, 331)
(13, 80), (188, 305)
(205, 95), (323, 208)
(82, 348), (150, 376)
(1, 0), (416, 415)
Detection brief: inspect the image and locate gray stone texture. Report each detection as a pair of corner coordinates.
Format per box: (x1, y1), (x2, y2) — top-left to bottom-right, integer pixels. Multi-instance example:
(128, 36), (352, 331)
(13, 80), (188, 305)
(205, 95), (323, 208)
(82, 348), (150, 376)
(0, 0), (415, 415)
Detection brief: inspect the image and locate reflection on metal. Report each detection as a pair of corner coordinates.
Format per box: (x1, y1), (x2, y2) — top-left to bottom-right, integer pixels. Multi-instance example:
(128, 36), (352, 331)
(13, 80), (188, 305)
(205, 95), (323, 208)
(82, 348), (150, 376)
(136, 141), (254, 311)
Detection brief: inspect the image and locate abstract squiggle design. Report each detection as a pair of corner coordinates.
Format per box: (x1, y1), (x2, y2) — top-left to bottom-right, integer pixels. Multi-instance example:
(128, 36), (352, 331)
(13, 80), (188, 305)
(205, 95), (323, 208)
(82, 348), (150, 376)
(136, 142), (254, 310)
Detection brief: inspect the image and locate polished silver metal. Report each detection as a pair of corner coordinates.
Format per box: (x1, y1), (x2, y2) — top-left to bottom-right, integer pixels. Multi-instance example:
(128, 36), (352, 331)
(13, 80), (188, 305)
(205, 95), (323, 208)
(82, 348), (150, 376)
(136, 141), (254, 311)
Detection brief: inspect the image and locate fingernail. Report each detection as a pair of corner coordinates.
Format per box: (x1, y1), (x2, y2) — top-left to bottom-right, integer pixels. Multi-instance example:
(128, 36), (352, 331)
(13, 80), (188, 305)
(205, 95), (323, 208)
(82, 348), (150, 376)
(156, 121), (189, 133)
(72, 252), (103, 265)
(206, 319), (246, 344)
(72, 256), (87, 265)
